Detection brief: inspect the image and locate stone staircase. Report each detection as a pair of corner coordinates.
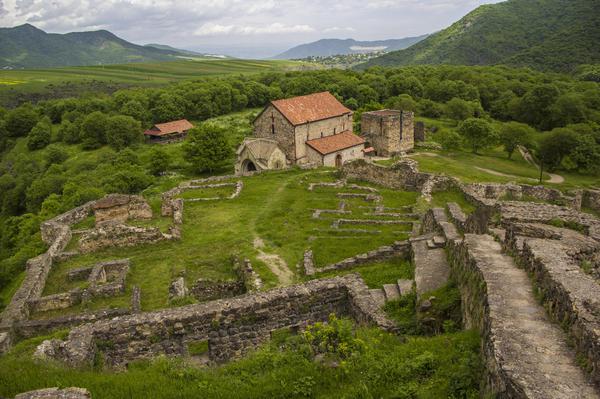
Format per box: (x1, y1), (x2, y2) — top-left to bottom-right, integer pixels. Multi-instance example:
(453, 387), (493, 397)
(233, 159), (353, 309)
(369, 278), (413, 307)
(413, 236), (450, 298)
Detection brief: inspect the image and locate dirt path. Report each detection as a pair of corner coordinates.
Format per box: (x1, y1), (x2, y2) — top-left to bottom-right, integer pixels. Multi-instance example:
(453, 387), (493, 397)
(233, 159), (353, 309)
(253, 237), (294, 286)
(474, 166), (537, 182)
(518, 146), (565, 184)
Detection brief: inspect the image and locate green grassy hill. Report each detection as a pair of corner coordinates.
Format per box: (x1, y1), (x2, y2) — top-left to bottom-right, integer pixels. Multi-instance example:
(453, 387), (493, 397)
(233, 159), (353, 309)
(359, 0), (600, 72)
(0, 24), (213, 69)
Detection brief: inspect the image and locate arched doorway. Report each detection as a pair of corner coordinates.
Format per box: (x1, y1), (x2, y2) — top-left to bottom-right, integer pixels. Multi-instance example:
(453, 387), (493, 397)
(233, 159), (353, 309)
(335, 154), (342, 168)
(243, 159), (257, 173)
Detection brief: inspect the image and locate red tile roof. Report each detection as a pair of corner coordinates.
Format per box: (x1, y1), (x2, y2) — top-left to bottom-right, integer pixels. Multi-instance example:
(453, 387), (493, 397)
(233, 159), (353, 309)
(306, 131), (365, 155)
(271, 92), (352, 126)
(144, 119), (194, 136)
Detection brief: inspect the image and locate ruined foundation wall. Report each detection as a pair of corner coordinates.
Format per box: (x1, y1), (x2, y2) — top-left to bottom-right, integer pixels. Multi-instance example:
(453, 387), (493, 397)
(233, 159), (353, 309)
(513, 237), (600, 386)
(37, 275), (396, 368)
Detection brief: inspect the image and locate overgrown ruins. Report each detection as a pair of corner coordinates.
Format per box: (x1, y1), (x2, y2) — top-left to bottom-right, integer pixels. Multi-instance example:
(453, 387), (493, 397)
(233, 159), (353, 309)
(3, 157), (600, 398)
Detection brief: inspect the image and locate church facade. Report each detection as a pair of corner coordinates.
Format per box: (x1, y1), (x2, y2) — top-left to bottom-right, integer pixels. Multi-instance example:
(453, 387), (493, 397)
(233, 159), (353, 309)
(235, 92), (365, 174)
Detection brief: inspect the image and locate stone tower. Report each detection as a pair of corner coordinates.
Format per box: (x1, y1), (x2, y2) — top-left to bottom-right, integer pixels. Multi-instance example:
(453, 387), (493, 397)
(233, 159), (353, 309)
(361, 110), (414, 156)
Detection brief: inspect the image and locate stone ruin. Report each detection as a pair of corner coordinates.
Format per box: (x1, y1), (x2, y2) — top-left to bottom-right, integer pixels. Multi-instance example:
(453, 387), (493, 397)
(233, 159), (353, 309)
(4, 157), (600, 397)
(161, 175), (243, 220)
(92, 194), (152, 225)
(171, 258), (263, 302)
(13, 387), (90, 399)
(26, 259), (130, 314)
(0, 189), (182, 354)
(35, 274), (395, 368)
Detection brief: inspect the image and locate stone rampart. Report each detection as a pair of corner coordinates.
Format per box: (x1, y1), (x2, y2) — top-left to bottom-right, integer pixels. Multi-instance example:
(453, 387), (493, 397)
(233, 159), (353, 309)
(14, 387), (91, 399)
(504, 227), (600, 386)
(36, 274), (396, 368)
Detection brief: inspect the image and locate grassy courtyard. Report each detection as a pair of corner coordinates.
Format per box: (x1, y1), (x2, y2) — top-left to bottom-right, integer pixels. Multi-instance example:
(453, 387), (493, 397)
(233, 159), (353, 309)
(37, 169), (419, 316)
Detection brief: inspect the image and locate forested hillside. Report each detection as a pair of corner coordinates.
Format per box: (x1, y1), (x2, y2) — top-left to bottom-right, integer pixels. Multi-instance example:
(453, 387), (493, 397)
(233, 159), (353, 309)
(360, 0), (600, 72)
(0, 24), (192, 68)
(0, 65), (599, 305)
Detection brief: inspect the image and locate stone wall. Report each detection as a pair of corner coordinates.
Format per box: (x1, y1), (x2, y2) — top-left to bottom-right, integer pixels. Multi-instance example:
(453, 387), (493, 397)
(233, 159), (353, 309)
(342, 159), (429, 191)
(14, 387), (91, 399)
(414, 121), (425, 142)
(36, 274), (396, 368)
(190, 279), (245, 302)
(254, 104), (297, 162)
(78, 222), (175, 253)
(15, 308), (129, 338)
(505, 227), (600, 385)
(583, 189), (600, 213)
(93, 194), (152, 225)
(305, 241), (411, 275)
(361, 110), (414, 156)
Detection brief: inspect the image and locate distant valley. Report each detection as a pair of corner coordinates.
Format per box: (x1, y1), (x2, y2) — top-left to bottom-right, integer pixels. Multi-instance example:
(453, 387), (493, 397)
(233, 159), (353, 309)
(272, 36), (428, 59)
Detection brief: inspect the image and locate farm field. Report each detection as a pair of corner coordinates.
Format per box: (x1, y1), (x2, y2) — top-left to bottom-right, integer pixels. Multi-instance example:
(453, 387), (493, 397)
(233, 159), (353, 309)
(0, 59), (311, 106)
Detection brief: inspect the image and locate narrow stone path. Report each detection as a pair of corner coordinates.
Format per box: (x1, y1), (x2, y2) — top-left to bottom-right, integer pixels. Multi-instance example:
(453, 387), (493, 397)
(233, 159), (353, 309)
(412, 239), (449, 298)
(253, 237), (294, 286)
(465, 234), (597, 398)
(519, 146), (565, 184)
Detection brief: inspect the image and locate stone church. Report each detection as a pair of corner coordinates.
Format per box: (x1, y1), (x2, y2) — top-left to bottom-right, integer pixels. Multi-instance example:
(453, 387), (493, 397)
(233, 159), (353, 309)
(235, 92), (366, 174)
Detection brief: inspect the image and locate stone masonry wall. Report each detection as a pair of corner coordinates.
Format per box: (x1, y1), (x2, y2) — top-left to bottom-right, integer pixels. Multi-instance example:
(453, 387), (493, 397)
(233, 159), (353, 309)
(254, 104), (297, 162)
(508, 233), (600, 386)
(36, 274), (396, 368)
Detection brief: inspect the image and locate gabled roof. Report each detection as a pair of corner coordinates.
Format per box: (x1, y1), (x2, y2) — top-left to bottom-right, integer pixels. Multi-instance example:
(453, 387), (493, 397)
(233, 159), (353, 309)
(306, 131), (365, 155)
(144, 119), (193, 136)
(270, 92), (352, 126)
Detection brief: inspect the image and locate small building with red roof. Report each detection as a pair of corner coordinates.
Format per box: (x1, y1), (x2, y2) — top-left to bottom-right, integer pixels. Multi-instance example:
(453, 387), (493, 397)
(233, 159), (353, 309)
(236, 92), (364, 173)
(144, 119), (194, 143)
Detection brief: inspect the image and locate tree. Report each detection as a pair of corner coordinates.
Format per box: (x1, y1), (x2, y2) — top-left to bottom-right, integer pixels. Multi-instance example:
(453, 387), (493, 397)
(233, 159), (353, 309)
(183, 124), (233, 173)
(147, 147), (170, 176)
(385, 94), (417, 112)
(445, 98), (474, 121)
(45, 145), (69, 165)
(120, 100), (149, 124)
(536, 128), (579, 174)
(437, 130), (463, 151)
(57, 120), (81, 144)
(81, 112), (109, 149)
(5, 105), (39, 137)
(498, 122), (535, 159)
(457, 118), (498, 154)
(27, 118), (52, 150)
(105, 115), (142, 150)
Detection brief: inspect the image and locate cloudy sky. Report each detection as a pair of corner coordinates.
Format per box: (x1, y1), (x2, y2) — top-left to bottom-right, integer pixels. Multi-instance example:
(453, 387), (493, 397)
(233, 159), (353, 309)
(0, 0), (505, 58)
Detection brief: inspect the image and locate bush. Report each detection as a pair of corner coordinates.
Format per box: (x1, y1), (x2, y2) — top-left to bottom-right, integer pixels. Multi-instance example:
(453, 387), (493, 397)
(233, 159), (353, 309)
(183, 123), (233, 173)
(436, 130), (463, 151)
(27, 118), (52, 150)
(301, 314), (365, 359)
(147, 148), (170, 176)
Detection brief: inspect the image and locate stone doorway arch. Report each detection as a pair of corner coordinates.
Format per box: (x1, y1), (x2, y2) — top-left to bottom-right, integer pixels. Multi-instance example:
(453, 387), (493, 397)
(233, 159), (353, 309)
(242, 159), (257, 173)
(335, 154), (342, 168)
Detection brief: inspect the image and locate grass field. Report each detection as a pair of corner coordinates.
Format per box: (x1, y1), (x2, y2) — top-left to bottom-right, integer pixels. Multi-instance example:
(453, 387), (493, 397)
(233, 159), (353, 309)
(35, 168), (418, 316)
(0, 59), (310, 105)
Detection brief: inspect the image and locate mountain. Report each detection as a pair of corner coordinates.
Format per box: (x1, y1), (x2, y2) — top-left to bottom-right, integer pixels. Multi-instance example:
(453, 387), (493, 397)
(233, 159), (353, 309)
(0, 24), (190, 68)
(359, 0), (600, 72)
(144, 44), (230, 59)
(272, 36), (428, 59)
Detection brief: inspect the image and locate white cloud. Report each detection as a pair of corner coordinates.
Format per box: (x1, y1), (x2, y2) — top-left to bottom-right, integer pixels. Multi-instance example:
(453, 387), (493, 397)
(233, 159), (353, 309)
(323, 26), (356, 33)
(194, 22), (314, 36)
